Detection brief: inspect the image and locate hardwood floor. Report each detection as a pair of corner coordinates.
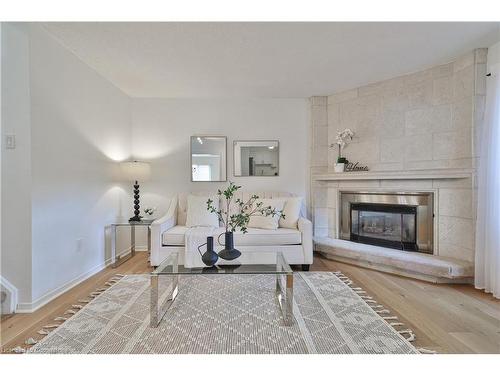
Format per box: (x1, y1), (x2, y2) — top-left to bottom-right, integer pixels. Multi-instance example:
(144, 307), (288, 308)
(1, 252), (499, 353)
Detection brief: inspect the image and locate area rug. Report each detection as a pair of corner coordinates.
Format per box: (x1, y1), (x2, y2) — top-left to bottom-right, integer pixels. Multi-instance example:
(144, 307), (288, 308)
(29, 272), (418, 354)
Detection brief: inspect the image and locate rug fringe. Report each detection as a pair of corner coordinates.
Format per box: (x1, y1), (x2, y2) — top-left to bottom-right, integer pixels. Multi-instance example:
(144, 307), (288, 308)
(9, 273), (127, 354)
(11, 346), (26, 354)
(333, 270), (434, 353)
(25, 337), (38, 345)
(418, 347), (438, 354)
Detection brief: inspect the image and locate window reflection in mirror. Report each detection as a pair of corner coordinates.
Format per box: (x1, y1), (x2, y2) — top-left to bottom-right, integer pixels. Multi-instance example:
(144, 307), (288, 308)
(234, 140), (279, 177)
(191, 136), (227, 182)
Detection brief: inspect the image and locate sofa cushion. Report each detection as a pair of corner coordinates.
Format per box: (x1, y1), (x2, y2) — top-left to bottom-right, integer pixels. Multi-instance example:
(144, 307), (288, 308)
(162, 226), (301, 247)
(185, 194), (219, 228)
(233, 228), (301, 246)
(279, 197), (303, 229)
(247, 199), (285, 230)
(162, 225), (188, 246)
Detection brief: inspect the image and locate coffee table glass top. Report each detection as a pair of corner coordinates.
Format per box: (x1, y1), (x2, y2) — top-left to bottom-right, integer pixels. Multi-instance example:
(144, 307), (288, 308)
(153, 251), (292, 275)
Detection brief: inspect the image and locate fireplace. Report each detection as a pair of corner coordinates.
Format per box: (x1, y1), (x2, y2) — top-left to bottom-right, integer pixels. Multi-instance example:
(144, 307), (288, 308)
(340, 192), (434, 254)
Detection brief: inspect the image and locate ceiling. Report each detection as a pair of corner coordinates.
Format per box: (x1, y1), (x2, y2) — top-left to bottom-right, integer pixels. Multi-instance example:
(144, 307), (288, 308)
(41, 22), (500, 98)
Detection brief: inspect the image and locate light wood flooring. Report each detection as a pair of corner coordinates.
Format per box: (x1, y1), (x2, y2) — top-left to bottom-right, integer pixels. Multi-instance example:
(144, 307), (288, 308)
(1, 252), (499, 353)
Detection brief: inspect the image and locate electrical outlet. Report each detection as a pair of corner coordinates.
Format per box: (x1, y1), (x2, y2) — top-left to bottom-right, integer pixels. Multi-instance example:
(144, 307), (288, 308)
(5, 134), (16, 149)
(76, 238), (83, 252)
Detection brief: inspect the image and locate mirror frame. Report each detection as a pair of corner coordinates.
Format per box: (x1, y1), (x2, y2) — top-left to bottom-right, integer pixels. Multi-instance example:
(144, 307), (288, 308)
(233, 140), (280, 177)
(190, 135), (227, 182)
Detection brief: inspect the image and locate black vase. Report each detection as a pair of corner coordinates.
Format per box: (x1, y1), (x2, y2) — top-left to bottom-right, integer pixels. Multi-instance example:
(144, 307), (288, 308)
(217, 231), (242, 261)
(197, 236), (219, 267)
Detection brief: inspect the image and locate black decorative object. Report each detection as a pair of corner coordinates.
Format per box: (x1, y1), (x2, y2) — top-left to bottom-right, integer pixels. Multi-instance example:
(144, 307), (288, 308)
(129, 180), (142, 222)
(120, 160), (151, 223)
(197, 236), (219, 267)
(217, 231), (241, 260)
(345, 162), (369, 172)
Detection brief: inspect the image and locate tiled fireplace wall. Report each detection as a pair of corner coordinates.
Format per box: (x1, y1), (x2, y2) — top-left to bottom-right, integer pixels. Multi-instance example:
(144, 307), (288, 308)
(310, 49), (488, 262)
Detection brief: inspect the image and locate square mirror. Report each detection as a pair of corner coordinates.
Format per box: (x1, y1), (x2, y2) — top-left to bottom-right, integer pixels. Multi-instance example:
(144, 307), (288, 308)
(191, 136), (227, 182)
(233, 140), (279, 177)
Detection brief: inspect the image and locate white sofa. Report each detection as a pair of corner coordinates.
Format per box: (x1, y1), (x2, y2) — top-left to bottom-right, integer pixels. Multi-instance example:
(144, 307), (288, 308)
(150, 191), (313, 269)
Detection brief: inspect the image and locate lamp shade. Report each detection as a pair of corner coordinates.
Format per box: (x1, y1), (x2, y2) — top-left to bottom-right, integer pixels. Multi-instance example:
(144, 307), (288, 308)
(120, 161), (151, 182)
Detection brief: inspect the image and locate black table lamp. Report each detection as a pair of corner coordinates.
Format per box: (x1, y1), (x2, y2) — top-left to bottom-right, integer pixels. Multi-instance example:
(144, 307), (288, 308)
(120, 161), (151, 222)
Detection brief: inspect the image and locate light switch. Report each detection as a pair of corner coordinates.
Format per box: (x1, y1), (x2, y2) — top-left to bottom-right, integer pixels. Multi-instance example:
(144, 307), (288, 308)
(5, 134), (16, 149)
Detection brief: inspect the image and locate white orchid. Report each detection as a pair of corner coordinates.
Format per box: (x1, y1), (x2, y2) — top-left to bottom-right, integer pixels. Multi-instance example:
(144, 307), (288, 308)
(330, 128), (355, 163)
(333, 128), (355, 149)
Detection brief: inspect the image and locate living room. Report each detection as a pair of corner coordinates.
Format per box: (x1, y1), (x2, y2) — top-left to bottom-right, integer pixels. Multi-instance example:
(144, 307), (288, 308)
(1, 0), (499, 371)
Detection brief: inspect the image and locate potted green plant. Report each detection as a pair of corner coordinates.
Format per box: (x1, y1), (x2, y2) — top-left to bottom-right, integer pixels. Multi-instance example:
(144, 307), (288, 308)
(207, 182), (284, 260)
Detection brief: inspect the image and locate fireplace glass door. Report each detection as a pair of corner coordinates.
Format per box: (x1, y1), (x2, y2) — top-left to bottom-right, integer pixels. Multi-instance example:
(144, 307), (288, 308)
(350, 203), (418, 251)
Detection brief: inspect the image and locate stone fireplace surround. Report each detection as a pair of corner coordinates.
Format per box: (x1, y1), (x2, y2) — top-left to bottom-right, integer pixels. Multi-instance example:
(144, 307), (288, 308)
(309, 49), (487, 283)
(312, 170), (475, 283)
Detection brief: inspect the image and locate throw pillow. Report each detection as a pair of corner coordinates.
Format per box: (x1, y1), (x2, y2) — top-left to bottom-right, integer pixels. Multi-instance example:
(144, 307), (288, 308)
(185, 195), (219, 228)
(247, 198), (285, 230)
(279, 197), (303, 229)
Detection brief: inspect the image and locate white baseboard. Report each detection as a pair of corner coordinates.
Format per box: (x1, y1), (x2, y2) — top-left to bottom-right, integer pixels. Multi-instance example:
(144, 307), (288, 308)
(0, 275), (18, 314)
(15, 246), (149, 313)
(16, 257), (115, 313)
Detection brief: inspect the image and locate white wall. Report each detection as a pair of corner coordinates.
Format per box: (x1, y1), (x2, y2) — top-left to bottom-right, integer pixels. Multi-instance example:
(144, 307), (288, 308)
(27, 26), (132, 308)
(131, 98), (310, 218)
(1, 23), (33, 305)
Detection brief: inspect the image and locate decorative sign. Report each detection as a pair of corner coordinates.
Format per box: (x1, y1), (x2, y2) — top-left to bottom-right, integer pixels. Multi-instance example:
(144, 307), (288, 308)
(345, 162), (369, 172)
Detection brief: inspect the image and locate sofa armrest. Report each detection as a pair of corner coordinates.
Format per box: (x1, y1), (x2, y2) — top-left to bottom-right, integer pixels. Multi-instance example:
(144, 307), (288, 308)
(150, 197), (177, 265)
(298, 217), (313, 264)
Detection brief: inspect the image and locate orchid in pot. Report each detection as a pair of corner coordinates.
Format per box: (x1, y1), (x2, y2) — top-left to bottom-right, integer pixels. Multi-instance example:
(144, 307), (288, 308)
(207, 182), (284, 260)
(330, 128), (354, 172)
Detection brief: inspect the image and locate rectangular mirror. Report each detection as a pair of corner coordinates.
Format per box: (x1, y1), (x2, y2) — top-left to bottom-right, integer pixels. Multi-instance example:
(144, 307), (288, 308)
(191, 136), (227, 182)
(234, 140), (279, 177)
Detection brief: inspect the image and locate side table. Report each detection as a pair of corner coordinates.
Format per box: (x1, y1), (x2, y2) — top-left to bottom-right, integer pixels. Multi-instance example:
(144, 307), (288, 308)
(107, 221), (152, 268)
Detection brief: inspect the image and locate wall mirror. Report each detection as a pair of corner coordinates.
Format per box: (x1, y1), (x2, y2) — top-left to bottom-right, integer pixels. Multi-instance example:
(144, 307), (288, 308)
(233, 140), (279, 177)
(191, 136), (227, 182)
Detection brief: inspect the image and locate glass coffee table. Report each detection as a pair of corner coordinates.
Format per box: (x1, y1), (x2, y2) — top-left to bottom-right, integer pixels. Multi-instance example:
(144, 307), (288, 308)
(150, 251), (294, 327)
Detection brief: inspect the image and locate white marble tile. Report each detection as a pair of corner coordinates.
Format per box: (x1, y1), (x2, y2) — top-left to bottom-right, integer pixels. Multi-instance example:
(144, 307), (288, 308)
(327, 188), (338, 209)
(381, 110), (405, 138)
(343, 137), (380, 165)
(407, 79), (434, 109)
(475, 63), (487, 95)
(453, 65), (474, 100)
(327, 103), (340, 127)
(433, 129), (472, 160)
(404, 160), (450, 170)
(475, 48), (488, 64)
(453, 52), (474, 73)
(439, 188), (473, 219)
(379, 179), (433, 189)
(451, 96), (473, 130)
(404, 134), (433, 161)
(433, 76), (453, 105)
(432, 177), (473, 189)
(314, 227), (328, 237)
(438, 242), (474, 262)
(312, 186), (328, 208)
(313, 207), (329, 228)
(311, 146), (328, 167)
(328, 89), (358, 104)
(380, 137), (405, 162)
(432, 63), (454, 79)
(311, 96), (327, 106)
(439, 216), (474, 250)
(313, 125), (328, 147)
(312, 105), (328, 127)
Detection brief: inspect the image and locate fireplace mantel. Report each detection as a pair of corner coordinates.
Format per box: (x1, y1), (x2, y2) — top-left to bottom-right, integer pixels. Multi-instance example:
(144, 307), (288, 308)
(313, 168), (473, 181)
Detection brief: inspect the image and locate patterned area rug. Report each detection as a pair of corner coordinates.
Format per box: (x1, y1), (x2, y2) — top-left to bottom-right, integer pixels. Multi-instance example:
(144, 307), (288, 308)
(29, 273), (418, 354)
